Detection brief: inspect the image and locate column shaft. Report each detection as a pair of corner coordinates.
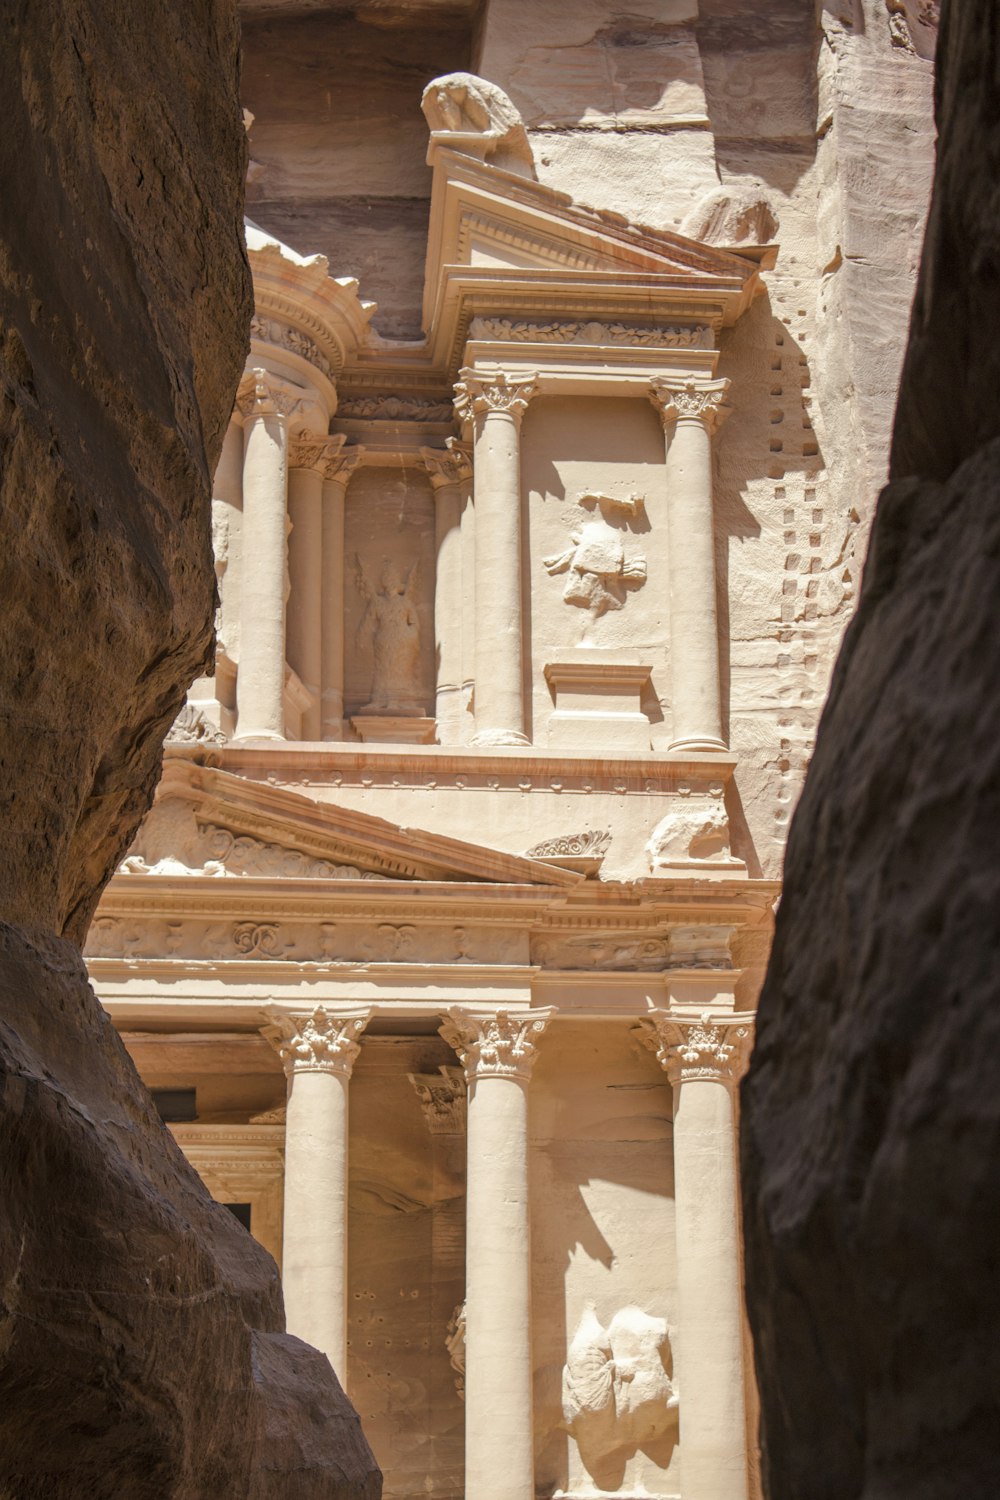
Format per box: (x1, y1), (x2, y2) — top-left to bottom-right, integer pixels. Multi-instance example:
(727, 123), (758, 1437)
(434, 484), (464, 741)
(320, 450), (362, 741)
(455, 370), (537, 747)
(650, 377), (730, 752)
(287, 462), (324, 740)
(237, 385), (290, 740)
(639, 1010), (752, 1500)
(283, 1065), (350, 1374)
(263, 1005), (371, 1388)
(441, 1007), (553, 1500)
(672, 1076), (747, 1500)
(665, 417), (723, 749)
(214, 416), (244, 664)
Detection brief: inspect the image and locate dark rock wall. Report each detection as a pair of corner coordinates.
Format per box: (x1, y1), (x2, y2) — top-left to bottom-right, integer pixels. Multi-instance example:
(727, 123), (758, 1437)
(741, 2), (1000, 1497)
(0, 2), (379, 1494)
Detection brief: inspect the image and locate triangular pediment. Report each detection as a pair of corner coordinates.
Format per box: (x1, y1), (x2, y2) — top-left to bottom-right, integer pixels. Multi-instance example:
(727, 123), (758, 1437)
(115, 760), (579, 888)
(422, 148), (762, 336)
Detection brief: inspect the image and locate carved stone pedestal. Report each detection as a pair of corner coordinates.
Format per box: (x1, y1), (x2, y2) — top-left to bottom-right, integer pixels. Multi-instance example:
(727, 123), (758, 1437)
(351, 714), (437, 744)
(545, 655), (653, 751)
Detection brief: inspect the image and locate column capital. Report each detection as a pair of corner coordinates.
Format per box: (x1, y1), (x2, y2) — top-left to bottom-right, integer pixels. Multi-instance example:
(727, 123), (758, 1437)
(637, 1009), (753, 1086)
(420, 437), (473, 491)
(454, 368), (538, 429)
(440, 1006), (555, 1083)
(262, 1004), (372, 1078)
(289, 432), (345, 475)
(648, 376), (732, 434)
(236, 366), (307, 422)
(322, 444), (366, 488)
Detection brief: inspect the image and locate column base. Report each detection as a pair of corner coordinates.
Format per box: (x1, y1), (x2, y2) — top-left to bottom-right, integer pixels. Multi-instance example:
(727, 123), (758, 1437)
(231, 730), (286, 744)
(669, 734), (727, 753)
(471, 728), (530, 747)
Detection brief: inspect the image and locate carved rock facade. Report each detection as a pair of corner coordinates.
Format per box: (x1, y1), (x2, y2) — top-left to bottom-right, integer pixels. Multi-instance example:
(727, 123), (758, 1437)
(86, 8), (938, 1500)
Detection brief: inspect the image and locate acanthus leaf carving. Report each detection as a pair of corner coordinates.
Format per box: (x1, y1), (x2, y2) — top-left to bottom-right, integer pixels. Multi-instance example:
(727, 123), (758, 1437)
(338, 394), (454, 423)
(525, 829), (612, 859)
(648, 376), (731, 434)
(636, 1009), (753, 1084)
(233, 921), (285, 960)
(262, 1004), (372, 1077)
(250, 314), (335, 380)
(440, 1006), (554, 1082)
(454, 368), (538, 428)
(408, 1065), (467, 1134)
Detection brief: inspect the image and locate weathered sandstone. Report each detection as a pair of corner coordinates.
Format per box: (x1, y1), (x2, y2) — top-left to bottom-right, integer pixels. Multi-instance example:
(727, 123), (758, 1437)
(0, 1), (378, 1494)
(742, 1), (1000, 1495)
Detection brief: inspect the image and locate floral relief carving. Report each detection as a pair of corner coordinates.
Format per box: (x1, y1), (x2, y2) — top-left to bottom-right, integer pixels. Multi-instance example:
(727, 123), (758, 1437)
(636, 1010), (753, 1084)
(440, 1007), (554, 1082)
(262, 1005), (372, 1077)
(408, 1066), (467, 1135)
(469, 317), (712, 348)
(250, 314), (335, 380)
(338, 394), (454, 422)
(532, 933), (669, 971)
(453, 368), (538, 427)
(648, 376), (731, 434)
(525, 830), (612, 859)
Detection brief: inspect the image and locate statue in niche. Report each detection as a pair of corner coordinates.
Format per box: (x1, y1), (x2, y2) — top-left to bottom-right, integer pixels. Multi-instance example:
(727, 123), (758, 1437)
(421, 71), (535, 177)
(353, 555), (421, 714)
(563, 1304), (678, 1468)
(543, 492), (647, 638)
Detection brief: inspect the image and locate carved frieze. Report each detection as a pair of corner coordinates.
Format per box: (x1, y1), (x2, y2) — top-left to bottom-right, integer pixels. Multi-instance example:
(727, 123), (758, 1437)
(250, 314), (335, 380)
(532, 932), (669, 971)
(83, 915), (519, 966)
(338, 394), (454, 422)
(469, 316), (712, 348)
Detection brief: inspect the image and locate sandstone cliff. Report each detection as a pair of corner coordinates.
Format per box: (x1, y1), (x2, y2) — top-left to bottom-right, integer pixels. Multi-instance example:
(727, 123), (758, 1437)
(741, 1), (1000, 1495)
(0, 2), (378, 1494)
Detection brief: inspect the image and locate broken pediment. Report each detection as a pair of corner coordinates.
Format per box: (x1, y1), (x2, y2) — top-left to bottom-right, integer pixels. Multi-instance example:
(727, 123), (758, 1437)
(117, 759), (579, 888)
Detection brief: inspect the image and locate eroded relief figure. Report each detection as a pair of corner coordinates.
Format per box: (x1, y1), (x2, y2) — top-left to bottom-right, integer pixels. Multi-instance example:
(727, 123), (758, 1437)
(563, 1304), (678, 1474)
(421, 71), (535, 177)
(543, 492), (647, 635)
(354, 555), (421, 713)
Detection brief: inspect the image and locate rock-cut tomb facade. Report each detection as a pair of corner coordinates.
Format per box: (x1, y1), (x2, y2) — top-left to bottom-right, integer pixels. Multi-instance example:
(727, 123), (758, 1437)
(85, 5), (938, 1498)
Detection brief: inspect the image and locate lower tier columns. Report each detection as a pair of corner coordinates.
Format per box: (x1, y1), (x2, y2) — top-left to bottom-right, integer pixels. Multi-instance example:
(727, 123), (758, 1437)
(640, 1010), (754, 1500)
(262, 1004), (372, 1384)
(441, 1006), (554, 1500)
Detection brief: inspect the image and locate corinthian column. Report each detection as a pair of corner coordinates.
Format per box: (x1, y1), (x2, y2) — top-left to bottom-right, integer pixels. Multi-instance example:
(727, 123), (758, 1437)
(639, 1010), (754, 1500)
(262, 1004), (372, 1384)
(454, 369), (537, 746)
(440, 1006), (554, 1500)
(235, 369), (302, 740)
(648, 377), (731, 751)
(288, 436), (344, 740)
(320, 446), (364, 740)
(421, 440), (473, 744)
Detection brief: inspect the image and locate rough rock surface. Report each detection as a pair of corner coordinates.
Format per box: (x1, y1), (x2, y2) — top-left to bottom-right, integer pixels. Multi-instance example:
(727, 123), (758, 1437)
(0, 2), (379, 1495)
(741, 2), (1000, 1496)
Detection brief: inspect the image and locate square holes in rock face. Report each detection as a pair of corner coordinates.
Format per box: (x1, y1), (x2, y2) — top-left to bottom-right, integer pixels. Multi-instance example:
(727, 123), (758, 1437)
(151, 1086), (197, 1123)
